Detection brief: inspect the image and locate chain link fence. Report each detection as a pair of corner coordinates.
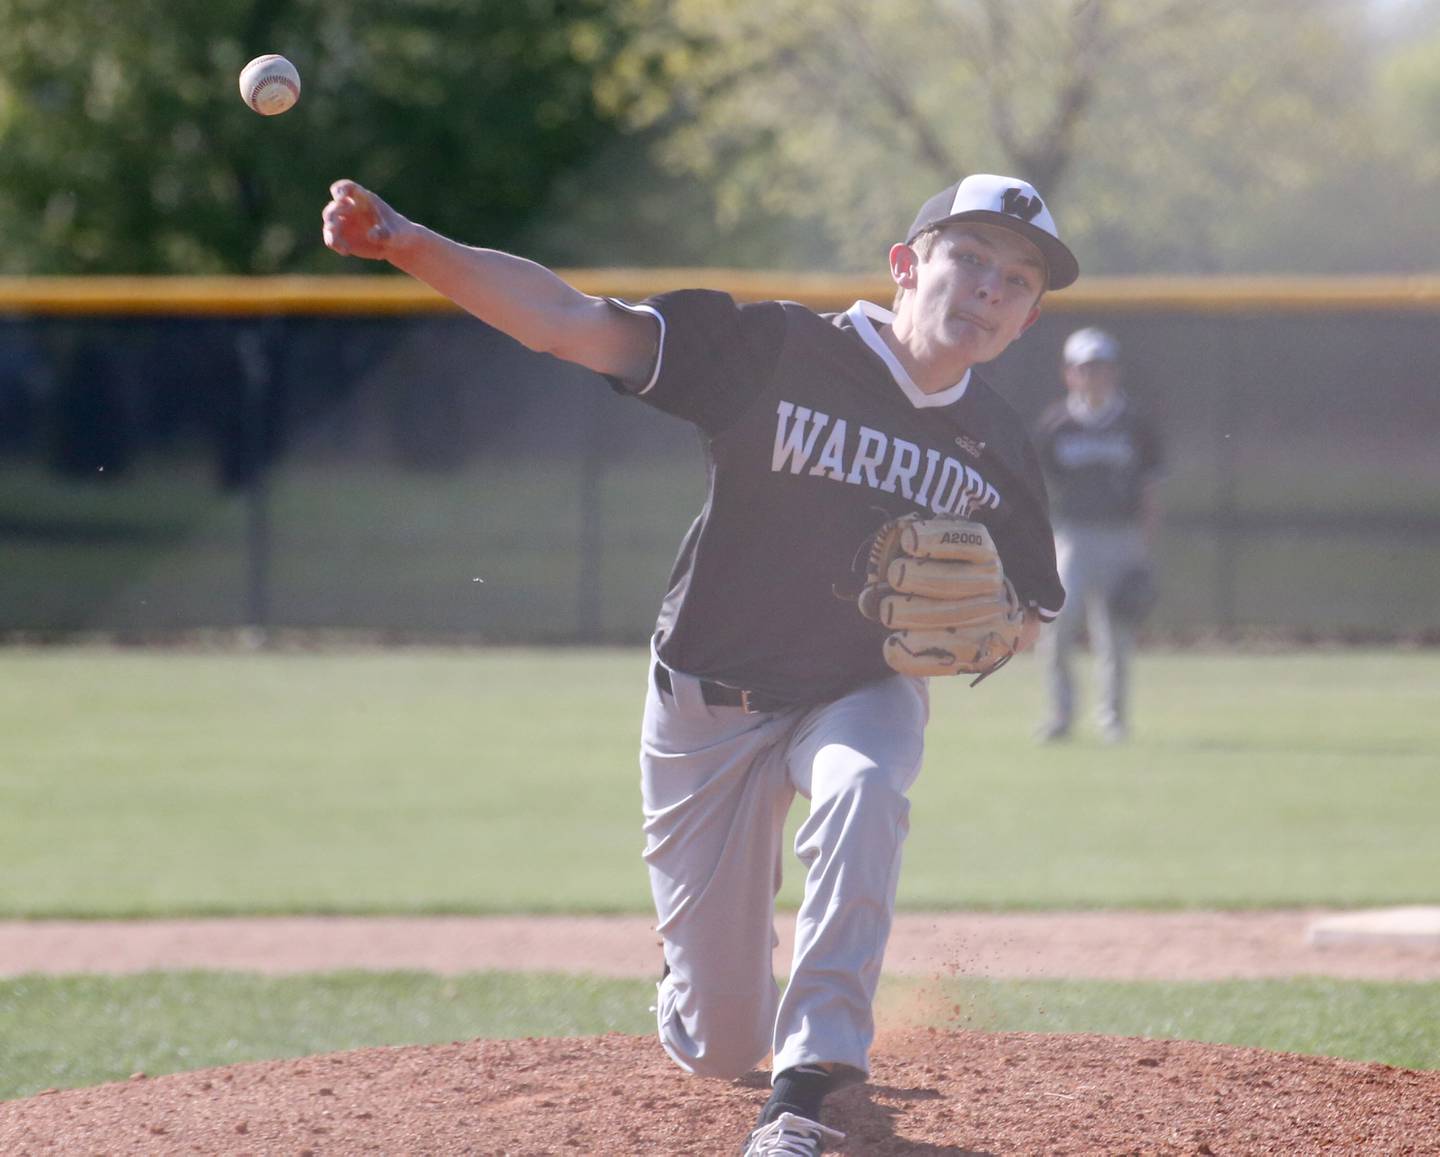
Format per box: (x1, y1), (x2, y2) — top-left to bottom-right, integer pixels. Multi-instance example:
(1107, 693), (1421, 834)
(1, 276), (1436, 641)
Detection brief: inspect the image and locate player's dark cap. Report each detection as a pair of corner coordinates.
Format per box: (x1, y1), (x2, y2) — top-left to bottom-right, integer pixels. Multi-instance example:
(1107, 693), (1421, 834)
(1063, 327), (1120, 365)
(906, 174), (1079, 290)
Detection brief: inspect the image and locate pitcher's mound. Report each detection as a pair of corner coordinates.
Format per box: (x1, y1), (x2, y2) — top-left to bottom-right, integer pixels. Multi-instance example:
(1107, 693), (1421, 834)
(3, 1029), (1437, 1155)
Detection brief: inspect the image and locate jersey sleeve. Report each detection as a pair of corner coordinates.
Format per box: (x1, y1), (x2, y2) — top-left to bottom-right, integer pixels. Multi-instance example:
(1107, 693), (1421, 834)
(605, 289), (787, 437)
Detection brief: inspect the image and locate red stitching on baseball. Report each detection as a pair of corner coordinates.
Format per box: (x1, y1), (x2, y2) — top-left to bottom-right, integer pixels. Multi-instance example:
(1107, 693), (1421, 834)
(249, 78), (299, 105)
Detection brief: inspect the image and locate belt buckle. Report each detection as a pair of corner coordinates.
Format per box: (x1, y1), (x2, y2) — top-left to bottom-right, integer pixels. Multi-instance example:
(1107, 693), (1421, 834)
(739, 688), (756, 714)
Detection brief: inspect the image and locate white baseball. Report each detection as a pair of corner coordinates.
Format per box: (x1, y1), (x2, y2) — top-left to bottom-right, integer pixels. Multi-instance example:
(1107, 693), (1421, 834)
(239, 54), (301, 116)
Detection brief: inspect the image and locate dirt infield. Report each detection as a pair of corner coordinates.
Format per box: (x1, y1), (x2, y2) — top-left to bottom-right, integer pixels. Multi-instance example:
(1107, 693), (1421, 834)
(4, 1031), (1438, 1155)
(3, 911), (1439, 1154)
(4, 909), (1440, 981)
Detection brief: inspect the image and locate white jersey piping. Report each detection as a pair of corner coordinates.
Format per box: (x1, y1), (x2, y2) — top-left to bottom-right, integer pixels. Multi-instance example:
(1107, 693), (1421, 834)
(843, 301), (971, 409)
(605, 299), (666, 395)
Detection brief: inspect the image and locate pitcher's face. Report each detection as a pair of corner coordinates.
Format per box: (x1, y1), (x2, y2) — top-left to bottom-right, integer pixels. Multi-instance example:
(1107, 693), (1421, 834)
(906, 223), (1044, 366)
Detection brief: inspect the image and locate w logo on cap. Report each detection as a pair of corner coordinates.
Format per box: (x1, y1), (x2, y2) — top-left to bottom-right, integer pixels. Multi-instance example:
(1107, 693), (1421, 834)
(1001, 188), (1043, 222)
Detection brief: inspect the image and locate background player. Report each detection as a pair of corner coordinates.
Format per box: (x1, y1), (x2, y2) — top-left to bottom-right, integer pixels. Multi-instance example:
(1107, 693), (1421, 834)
(1033, 328), (1165, 744)
(322, 173), (1075, 1154)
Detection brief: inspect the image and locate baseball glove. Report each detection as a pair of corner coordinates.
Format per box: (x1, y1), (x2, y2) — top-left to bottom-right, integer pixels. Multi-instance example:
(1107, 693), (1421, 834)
(857, 513), (1025, 683)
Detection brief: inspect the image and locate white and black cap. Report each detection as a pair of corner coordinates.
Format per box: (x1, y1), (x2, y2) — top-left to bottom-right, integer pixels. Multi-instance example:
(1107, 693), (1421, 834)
(907, 174), (1079, 290)
(1063, 327), (1120, 365)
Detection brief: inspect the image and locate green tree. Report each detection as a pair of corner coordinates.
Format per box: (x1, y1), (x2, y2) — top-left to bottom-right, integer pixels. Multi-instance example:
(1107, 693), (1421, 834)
(0, 0), (630, 273)
(597, 0), (1408, 274)
(1377, 3), (1440, 181)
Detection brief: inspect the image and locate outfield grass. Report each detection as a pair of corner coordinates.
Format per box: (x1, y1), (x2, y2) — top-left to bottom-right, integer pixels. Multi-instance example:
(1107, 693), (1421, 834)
(3, 646), (1437, 1102)
(1, 971), (1436, 1101)
(2, 647), (1438, 916)
(0, 971), (651, 1101)
(925, 977), (1440, 1072)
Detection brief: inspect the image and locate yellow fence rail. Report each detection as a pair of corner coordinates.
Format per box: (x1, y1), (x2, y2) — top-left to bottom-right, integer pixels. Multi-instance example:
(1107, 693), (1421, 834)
(1, 273), (1439, 316)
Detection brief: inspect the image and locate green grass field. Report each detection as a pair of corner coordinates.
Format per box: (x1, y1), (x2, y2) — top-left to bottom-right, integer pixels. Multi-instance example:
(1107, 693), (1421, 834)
(2, 647), (1437, 915)
(2, 644), (1438, 1100)
(2, 973), (1437, 1101)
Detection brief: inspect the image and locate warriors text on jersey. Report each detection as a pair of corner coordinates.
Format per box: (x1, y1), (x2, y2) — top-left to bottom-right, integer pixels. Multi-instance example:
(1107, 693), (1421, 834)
(608, 290), (1064, 705)
(1033, 391), (1164, 526)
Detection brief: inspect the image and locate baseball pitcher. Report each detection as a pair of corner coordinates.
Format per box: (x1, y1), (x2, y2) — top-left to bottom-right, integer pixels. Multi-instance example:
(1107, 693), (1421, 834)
(322, 172), (1073, 1155)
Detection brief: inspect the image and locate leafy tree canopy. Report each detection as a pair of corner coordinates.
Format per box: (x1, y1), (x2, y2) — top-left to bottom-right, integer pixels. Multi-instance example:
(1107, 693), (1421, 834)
(588, 0), (1440, 274)
(4, 0), (1440, 276)
(0, 0), (631, 273)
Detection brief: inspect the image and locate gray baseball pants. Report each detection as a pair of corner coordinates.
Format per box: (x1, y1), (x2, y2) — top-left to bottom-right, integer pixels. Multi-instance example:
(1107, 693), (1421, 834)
(1040, 522), (1146, 737)
(642, 648), (927, 1081)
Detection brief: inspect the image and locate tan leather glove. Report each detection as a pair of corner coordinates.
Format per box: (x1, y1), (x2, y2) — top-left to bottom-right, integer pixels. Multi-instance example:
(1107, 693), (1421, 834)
(857, 514), (1024, 682)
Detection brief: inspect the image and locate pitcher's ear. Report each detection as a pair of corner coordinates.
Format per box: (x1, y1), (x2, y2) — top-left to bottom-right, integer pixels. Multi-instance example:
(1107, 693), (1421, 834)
(889, 242), (919, 290)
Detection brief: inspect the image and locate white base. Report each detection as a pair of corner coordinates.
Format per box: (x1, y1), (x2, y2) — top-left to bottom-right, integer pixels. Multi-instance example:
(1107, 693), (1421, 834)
(1306, 906), (1440, 950)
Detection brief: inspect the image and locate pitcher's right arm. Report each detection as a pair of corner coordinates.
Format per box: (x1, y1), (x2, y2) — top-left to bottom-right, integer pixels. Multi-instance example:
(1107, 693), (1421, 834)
(322, 179), (657, 385)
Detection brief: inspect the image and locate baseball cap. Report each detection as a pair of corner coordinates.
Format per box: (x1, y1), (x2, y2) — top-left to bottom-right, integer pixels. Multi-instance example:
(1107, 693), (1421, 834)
(907, 174), (1079, 290)
(1063, 327), (1120, 365)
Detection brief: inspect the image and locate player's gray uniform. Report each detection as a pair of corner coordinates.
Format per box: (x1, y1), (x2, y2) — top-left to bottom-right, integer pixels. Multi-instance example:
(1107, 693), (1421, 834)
(644, 649), (926, 1077)
(608, 290), (1063, 1081)
(1034, 390), (1163, 739)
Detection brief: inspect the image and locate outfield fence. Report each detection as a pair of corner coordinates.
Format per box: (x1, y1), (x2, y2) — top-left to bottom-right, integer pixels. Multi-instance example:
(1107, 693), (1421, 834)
(1, 275), (1437, 642)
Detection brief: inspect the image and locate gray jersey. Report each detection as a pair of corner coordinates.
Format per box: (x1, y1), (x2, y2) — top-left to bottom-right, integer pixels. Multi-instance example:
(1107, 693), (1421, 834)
(1033, 392), (1164, 526)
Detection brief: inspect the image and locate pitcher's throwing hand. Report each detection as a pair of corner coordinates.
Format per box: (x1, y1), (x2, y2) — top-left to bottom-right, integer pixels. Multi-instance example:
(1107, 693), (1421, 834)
(322, 180), (407, 260)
